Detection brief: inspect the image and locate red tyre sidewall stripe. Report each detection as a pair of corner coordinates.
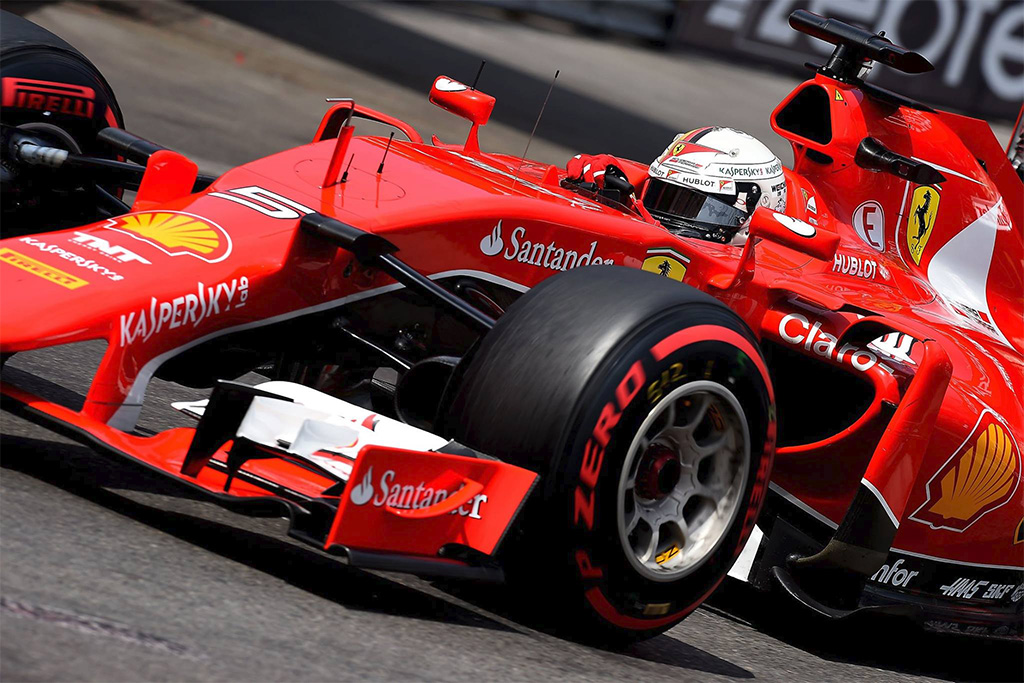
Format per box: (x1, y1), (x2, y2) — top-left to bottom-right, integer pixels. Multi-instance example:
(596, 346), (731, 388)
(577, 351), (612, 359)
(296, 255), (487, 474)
(651, 324), (774, 403)
(103, 104), (119, 129)
(584, 579), (720, 630)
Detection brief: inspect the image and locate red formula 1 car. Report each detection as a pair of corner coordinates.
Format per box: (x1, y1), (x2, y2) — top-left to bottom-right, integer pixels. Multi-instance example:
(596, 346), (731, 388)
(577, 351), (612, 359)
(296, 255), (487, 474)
(1, 10), (1021, 641)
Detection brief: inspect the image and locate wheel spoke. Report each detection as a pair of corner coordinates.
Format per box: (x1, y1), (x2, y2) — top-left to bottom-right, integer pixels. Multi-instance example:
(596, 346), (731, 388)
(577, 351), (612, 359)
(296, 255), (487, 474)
(639, 526), (660, 563)
(668, 484), (694, 509)
(624, 507), (641, 535)
(680, 393), (712, 432)
(693, 433), (729, 458)
(664, 399), (677, 428)
(696, 480), (727, 501)
(656, 426), (693, 459)
(665, 518), (688, 548)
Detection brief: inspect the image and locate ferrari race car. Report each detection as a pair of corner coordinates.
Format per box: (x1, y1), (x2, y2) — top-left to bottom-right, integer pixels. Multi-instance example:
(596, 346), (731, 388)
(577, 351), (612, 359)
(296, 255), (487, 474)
(1, 9), (1022, 642)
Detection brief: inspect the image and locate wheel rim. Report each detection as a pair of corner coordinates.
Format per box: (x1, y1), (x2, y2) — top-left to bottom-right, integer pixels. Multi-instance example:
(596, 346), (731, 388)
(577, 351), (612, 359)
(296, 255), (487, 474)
(18, 122), (82, 153)
(616, 380), (750, 582)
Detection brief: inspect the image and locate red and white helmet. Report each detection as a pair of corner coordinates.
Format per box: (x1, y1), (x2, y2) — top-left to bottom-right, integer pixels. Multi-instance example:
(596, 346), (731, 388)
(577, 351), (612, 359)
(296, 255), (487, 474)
(643, 127), (786, 243)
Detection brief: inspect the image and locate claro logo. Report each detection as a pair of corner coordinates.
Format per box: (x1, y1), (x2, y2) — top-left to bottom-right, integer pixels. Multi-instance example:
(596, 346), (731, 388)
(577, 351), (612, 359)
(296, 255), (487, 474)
(778, 313), (879, 372)
(347, 466), (488, 519)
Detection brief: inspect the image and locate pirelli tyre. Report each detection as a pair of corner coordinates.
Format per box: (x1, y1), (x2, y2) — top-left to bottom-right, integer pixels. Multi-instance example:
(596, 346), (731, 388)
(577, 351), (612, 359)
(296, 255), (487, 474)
(1, 10), (125, 235)
(446, 266), (775, 642)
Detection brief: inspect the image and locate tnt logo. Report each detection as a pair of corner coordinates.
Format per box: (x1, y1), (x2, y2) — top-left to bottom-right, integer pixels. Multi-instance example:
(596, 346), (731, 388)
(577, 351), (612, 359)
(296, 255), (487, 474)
(1, 78), (95, 119)
(70, 232), (151, 265)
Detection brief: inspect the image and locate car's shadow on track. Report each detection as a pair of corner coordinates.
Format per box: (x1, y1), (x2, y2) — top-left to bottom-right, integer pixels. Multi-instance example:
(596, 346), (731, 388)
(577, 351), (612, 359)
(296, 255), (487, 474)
(439, 566), (1023, 682)
(431, 577), (758, 678)
(0, 433), (511, 634)
(704, 578), (1024, 683)
(7, 431), (1019, 680)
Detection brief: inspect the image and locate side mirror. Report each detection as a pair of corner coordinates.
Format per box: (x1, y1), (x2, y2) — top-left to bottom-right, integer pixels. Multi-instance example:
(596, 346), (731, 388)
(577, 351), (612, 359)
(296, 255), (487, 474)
(748, 207), (838, 261)
(428, 75), (495, 154)
(429, 76), (495, 126)
(710, 207), (838, 290)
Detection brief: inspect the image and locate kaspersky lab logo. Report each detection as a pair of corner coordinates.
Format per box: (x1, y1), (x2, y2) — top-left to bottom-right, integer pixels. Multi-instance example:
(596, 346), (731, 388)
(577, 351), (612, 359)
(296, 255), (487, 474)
(347, 466), (488, 518)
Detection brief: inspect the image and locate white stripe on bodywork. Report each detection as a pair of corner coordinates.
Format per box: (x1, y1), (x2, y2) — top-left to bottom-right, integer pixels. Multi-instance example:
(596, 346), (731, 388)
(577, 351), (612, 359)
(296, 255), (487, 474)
(107, 269), (528, 430)
(909, 156), (984, 185)
(860, 477), (900, 529)
(927, 199), (1012, 347)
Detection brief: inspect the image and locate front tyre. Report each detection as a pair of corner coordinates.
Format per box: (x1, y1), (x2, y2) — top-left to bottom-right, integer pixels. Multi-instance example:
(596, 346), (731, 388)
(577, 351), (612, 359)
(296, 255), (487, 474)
(446, 266), (775, 642)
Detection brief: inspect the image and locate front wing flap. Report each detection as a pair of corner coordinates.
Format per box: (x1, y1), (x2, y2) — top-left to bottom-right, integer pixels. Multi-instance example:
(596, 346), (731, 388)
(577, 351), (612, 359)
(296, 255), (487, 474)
(328, 445), (537, 558)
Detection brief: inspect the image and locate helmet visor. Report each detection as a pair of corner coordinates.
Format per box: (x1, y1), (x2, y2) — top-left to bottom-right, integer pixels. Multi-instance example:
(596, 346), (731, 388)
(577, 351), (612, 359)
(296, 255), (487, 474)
(643, 178), (749, 239)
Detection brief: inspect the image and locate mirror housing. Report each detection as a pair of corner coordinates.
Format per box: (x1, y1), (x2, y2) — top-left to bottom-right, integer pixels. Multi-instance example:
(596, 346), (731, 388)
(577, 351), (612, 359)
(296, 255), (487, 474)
(429, 76), (495, 126)
(748, 207), (839, 261)
(709, 207), (839, 289)
(429, 75), (496, 153)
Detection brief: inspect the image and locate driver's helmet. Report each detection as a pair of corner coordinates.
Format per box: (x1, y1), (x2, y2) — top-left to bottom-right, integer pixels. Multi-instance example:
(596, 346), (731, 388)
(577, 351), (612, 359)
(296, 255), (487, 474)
(644, 127), (786, 244)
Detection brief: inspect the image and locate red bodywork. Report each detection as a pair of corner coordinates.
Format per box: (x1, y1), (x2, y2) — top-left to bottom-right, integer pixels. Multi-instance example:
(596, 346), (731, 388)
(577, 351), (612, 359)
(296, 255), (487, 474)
(1, 64), (1021, 632)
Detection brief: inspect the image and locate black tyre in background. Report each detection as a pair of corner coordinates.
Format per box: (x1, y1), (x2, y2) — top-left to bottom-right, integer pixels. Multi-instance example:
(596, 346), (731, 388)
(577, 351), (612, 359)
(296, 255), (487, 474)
(1, 10), (124, 235)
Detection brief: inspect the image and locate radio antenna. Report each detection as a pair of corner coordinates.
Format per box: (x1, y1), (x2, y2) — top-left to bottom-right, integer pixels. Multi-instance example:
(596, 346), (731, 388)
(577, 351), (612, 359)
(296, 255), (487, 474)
(513, 69), (558, 188)
(377, 132), (395, 175)
(340, 153), (355, 183)
(471, 59), (486, 90)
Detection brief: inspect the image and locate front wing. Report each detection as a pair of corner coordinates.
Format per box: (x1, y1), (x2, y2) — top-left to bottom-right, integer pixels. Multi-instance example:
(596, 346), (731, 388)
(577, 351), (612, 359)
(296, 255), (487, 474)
(0, 377), (538, 581)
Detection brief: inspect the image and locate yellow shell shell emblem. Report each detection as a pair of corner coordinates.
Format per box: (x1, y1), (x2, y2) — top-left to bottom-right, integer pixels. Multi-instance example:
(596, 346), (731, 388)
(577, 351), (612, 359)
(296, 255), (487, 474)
(107, 211), (232, 263)
(910, 411), (1021, 532)
(928, 422), (1016, 520)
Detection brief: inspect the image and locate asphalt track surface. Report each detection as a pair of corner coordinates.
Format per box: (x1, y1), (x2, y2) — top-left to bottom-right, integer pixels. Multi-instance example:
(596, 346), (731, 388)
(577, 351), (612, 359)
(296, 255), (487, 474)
(2, 3), (1022, 681)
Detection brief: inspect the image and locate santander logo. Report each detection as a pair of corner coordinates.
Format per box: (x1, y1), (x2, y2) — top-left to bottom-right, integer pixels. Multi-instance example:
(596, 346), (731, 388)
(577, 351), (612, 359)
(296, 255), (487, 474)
(479, 220), (614, 270)
(479, 220), (504, 256)
(347, 466), (488, 519)
(349, 466), (375, 505)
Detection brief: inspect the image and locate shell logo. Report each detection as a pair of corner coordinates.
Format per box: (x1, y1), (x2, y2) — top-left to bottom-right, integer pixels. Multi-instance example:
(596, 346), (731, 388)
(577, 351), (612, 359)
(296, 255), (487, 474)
(105, 211), (232, 263)
(910, 410), (1021, 532)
